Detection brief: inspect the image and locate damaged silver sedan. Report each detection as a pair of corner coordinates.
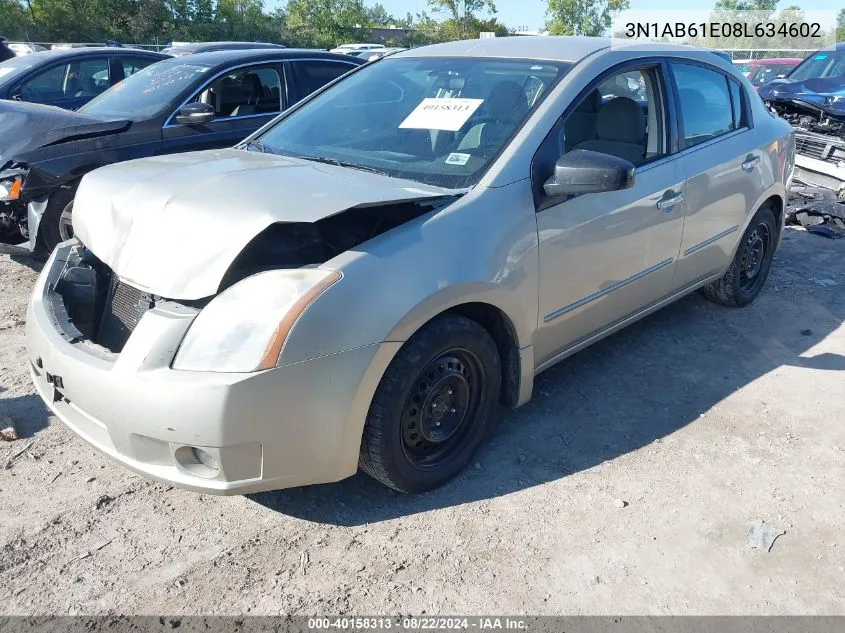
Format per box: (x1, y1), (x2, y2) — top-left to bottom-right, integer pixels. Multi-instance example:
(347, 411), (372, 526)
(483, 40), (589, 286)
(27, 37), (794, 494)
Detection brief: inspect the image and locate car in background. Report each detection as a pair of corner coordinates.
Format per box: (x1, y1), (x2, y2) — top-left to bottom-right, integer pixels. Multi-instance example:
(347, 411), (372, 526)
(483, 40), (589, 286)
(354, 47), (407, 62)
(0, 48), (363, 255)
(26, 37), (793, 496)
(8, 42), (47, 56)
(0, 47), (167, 110)
(162, 41), (286, 56)
(745, 58), (802, 91)
(758, 43), (845, 199)
(0, 37), (16, 62)
(329, 43), (385, 55)
(733, 58), (752, 76)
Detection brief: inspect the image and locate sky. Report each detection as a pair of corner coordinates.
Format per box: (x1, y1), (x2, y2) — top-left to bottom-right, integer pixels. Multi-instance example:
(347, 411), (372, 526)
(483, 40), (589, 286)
(268, 0), (842, 33)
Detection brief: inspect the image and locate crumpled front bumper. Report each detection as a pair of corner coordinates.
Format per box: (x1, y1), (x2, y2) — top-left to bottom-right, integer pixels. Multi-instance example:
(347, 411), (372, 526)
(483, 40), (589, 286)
(26, 242), (398, 494)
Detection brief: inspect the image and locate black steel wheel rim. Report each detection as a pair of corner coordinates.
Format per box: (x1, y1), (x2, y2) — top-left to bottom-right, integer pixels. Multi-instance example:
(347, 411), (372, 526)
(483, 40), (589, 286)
(400, 348), (486, 469)
(739, 222), (770, 295)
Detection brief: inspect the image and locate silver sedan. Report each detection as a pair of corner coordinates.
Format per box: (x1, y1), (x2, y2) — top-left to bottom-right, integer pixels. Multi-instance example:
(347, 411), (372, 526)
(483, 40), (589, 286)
(26, 37), (794, 494)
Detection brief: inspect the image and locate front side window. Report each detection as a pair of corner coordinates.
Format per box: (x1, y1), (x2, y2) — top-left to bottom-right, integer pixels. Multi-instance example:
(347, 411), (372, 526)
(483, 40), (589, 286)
(560, 67), (666, 166)
(80, 60), (211, 118)
(258, 57), (569, 189)
(672, 63), (735, 149)
(190, 66), (283, 118)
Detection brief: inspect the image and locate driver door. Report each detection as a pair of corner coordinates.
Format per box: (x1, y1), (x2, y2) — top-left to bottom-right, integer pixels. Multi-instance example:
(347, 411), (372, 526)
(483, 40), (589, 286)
(161, 63), (287, 154)
(532, 63), (686, 367)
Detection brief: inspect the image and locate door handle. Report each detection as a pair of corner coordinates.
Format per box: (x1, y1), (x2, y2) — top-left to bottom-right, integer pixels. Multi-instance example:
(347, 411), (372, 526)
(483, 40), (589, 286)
(656, 192), (684, 211)
(742, 155), (760, 171)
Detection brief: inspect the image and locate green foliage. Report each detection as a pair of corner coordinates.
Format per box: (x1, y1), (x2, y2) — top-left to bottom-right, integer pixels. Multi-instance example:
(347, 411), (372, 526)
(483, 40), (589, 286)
(0, 0), (512, 47)
(545, 0), (629, 37)
(838, 8), (845, 43)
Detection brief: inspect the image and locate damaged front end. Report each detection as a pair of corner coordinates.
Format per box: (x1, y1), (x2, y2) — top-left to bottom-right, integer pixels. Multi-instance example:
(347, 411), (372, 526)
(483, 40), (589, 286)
(764, 94), (845, 237)
(0, 164), (32, 252)
(52, 195), (458, 357)
(765, 100), (845, 200)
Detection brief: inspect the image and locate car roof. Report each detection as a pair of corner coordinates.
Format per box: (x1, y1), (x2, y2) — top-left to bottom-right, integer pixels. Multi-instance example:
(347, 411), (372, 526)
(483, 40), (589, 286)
(393, 36), (722, 63)
(164, 47), (360, 66)
(167, 41), (286, 52)
(13, 47), (165, 61)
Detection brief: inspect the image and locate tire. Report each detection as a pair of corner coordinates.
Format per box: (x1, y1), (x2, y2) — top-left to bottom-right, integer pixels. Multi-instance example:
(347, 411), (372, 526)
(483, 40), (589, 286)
(701, 206), (777, 308)
(359, 315), (501, 493)
(36, 184), (77, 258)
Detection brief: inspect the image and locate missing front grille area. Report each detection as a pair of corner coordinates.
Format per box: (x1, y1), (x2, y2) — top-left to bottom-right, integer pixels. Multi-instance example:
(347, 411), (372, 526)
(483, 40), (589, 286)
(95, 275), (154, 353)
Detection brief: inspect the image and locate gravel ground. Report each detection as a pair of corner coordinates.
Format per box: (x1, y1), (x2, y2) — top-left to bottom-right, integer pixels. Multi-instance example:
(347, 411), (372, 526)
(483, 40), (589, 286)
(1, 227), (844, 615)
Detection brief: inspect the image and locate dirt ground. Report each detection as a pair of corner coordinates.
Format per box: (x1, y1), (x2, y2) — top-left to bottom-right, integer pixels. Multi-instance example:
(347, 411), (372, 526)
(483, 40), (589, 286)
(1, 227), (844, 616)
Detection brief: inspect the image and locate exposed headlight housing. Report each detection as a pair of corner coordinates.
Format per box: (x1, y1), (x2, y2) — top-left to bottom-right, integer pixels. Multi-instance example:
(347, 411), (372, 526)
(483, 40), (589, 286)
(0, 177), (22, 201)
(172, 268), (340, 373)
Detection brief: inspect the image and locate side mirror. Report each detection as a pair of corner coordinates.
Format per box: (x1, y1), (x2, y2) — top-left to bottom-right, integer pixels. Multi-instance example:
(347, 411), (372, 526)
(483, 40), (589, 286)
(175, 102), (215, 125)
(543, 149), (635, 198)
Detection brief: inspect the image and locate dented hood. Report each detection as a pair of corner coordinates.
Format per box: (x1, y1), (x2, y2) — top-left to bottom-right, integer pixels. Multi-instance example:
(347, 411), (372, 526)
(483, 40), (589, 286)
(0, 100), (129, 167)
(74, 148), (453, 300)
(759, 77), (845, 118)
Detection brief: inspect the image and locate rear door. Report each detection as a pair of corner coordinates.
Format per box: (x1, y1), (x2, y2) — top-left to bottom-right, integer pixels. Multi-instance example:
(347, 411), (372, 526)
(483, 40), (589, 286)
(668, 61), (761, 289)
(161, 62), (286, 153)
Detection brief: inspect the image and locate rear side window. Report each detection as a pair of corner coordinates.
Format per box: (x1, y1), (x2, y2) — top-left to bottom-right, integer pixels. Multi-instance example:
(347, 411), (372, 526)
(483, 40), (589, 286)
(672, 63), (736, 149)
(121, 56), (156, 78)
(728, 79), (746, 130)
(291, 60), (356, 99)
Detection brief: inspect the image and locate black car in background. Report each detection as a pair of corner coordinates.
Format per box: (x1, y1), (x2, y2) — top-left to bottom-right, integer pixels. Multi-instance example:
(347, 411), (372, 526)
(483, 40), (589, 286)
(0, 47), (168, 110)
(162, 41), (287, 56)
(0, 48), (363, 254)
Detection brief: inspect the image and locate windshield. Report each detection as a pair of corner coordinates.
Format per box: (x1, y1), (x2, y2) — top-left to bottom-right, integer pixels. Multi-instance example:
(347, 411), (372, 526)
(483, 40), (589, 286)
(255, 57), (568, 189)
(748, 63), (795, 87)
(80, 60), (210, 118)
(788, 51), (845, 81)
(0, 55), (40, 84)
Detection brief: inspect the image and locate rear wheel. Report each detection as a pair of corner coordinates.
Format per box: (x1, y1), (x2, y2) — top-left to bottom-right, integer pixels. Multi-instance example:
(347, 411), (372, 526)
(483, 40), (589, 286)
(701, 206), (777, 307)
(359, 315), (500, 493)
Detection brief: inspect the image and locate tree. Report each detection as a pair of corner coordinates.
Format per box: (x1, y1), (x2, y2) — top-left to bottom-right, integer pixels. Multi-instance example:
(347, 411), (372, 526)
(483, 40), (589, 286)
(838, 8), (845, 43)
(545, 0), (629, 37)
(426, 0), (496, 39)
(713, 0), (775, 11)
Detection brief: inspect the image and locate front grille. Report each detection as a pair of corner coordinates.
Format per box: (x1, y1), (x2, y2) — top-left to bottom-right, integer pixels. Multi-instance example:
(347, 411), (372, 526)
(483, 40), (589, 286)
(96, 274), (153, 353)
(795, 136), (833, 162)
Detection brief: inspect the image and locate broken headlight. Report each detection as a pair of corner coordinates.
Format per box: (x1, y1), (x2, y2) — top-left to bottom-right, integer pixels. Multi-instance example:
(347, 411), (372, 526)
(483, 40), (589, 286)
(0, 177), (23, 202)
(172, 268), (340, 373)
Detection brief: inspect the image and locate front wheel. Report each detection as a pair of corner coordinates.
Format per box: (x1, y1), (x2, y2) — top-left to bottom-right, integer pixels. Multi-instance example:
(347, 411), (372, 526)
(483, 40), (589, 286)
(36, 185), (77, 258)
(359, 315), (501, 493)
(701, 206), (777, 307)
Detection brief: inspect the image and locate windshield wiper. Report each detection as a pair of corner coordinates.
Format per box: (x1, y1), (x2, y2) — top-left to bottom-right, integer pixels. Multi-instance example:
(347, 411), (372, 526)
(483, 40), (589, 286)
(299, 155), (388, 175)
(241, 139), (270, 153)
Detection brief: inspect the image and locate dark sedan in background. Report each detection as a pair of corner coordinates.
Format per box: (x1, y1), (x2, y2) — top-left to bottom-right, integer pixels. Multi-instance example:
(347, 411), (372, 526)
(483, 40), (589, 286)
(0, 47), (168, 110)
(0, 48), (363, 254)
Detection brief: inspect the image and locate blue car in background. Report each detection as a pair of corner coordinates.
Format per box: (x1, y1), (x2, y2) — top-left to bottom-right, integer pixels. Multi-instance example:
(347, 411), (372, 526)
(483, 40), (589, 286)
(0, 47), (168, 110)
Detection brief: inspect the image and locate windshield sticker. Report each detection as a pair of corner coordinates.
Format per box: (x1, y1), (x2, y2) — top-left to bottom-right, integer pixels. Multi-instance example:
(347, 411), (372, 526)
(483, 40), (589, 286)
(399, 98), (484, 131)
(814, 55), (828, 60)
(445, 152), (471, 166)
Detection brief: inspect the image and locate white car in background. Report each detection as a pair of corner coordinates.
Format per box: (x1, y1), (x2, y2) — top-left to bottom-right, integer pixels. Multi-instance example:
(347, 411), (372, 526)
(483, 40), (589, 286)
(329, 43), (386, 55)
